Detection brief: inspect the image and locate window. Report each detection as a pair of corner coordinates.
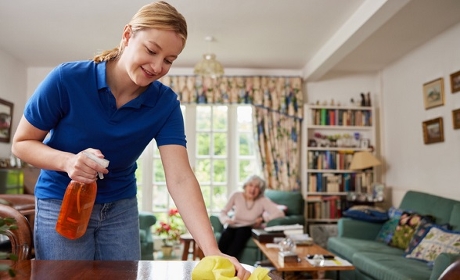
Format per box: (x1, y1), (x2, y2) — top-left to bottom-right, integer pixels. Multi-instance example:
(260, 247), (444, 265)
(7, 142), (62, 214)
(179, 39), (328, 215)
(136, 104), (259, 218)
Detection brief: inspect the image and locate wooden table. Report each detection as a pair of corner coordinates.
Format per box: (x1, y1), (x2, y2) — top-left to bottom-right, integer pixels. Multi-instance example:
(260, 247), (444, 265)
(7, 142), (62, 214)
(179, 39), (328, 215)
(180, 233), (204, 261)
(253, 238), (354, 278)
(0, 260), (283, 280)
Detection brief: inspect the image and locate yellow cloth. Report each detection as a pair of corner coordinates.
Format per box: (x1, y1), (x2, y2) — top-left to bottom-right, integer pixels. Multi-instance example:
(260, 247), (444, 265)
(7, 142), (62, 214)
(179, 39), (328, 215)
(192, 256), (271, 280)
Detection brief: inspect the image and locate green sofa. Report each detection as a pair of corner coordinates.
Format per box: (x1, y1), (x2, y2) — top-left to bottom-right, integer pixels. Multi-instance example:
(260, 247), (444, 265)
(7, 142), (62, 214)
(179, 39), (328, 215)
(327, 190), (460, 280)
(139, 211), (157, 260)
(210, 189), (305, 265)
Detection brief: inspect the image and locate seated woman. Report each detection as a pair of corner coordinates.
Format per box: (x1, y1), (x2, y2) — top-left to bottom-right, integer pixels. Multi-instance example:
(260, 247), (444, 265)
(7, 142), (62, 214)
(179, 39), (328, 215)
(218, 175), (285, 259)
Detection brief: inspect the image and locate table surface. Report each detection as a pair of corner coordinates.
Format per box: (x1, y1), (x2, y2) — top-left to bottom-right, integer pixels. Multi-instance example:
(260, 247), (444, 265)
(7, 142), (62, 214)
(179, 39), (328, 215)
(253, 238), (355, 272)
(0, 259), (283, 280)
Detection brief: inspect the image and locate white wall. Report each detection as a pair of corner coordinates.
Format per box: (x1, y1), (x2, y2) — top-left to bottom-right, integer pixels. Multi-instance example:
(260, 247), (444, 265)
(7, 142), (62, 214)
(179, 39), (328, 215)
(381, 22), (460, 205)
(0, 49), (27, 158)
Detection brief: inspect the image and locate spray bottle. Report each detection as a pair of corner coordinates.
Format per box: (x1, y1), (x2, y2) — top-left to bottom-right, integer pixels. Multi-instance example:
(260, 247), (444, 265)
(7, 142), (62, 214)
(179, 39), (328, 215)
(55, 151), (109, 239)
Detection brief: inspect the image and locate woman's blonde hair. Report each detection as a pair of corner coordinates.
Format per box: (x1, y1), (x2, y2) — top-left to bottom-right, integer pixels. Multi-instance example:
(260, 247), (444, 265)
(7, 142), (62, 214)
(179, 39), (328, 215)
(93, 1), (187, 63)
(242, 175), (266, 199)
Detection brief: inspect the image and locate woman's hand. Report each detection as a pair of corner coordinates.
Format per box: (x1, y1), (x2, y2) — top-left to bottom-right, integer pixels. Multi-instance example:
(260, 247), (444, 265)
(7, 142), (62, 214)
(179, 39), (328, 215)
(219, 253), (252, 280)
(252, 216), (264, 228)
(65, 149), (108, 183)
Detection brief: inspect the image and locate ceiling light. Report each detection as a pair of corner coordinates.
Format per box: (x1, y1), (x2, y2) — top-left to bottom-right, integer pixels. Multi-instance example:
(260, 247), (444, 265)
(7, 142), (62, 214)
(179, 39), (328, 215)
(194, 36), (224, 78)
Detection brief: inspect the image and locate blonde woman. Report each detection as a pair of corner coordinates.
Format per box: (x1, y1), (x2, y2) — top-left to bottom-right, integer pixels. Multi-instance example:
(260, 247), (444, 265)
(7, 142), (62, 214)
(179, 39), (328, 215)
(12, 2), (249, 278)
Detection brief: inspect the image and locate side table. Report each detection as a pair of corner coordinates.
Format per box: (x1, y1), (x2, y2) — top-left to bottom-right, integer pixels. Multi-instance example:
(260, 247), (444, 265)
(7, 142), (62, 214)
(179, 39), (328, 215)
(180, 233), (204, 261)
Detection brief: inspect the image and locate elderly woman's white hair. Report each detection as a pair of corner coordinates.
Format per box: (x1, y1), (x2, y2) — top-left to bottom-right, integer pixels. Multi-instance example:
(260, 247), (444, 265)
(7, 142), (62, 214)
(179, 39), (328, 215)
(242, 175), (266, 199)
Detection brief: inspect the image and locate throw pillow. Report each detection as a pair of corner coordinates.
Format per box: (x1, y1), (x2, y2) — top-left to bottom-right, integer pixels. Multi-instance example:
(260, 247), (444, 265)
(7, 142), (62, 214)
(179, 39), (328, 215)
(405, 226), (460, 262)
(390, 212), (434, 250)
(404, 220), (452, 255)
(375, 207), (404, 244)
(343, 205), (388, 223)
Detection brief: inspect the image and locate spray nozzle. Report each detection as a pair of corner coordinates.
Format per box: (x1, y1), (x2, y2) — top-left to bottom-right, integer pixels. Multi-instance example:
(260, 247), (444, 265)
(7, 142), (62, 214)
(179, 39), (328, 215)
(83, 151), (110, 179)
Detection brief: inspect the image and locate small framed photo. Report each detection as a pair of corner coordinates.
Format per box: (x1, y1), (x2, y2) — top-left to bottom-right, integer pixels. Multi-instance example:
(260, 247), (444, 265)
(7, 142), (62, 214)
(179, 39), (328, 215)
(423, 78), (444, 110)
(452, 109), (460, 129)
(422, 117), (444, 144)
(450, 70), (460, 93)
(360, 138), (370, 149)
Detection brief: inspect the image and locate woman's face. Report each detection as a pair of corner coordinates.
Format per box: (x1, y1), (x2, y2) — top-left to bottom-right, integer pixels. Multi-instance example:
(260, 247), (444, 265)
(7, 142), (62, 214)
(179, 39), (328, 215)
(120, 26), (184, 87)
(244, 180), (261, 200)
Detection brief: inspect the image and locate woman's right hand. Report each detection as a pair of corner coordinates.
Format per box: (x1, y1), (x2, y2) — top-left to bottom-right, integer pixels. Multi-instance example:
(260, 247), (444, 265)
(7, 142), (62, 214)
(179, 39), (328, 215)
(65, 149), (108, 183)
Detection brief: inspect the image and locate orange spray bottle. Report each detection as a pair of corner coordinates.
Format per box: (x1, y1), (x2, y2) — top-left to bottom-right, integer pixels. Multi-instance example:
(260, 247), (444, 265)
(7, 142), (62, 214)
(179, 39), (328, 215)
(55, 151), (109, 239)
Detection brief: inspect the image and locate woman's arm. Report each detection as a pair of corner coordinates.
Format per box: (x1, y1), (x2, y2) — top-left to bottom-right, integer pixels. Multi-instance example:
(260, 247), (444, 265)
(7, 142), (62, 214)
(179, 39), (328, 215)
(219, 192), (237, 225)
(12, 116), (107, 183)
(159, 145), (250, 280)
(261, 197), (285, 222)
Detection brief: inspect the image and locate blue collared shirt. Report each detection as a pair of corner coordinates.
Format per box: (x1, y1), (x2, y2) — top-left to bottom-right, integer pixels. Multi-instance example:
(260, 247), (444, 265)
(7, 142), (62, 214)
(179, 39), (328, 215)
(24, 60), (186, 203)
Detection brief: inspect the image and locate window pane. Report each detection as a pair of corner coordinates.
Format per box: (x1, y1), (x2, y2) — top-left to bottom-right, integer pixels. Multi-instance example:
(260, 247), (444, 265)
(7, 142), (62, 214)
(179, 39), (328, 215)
(213, 106), (228, 130)
(153, 160), (165, 182)
(197, 133), (210, 155)
(239, 132), (255, 156)
(213, 159), (226, 182)
(212, 186), (228, 212)
(195, 159), (211, 182)
(201, 185), (211, 208)
(237, 106), (252, 130)
(239, 159), (257, 181)
(153, 185), (168, 212)
(213, 132), (227, 156)
(196, 106), (211, 130)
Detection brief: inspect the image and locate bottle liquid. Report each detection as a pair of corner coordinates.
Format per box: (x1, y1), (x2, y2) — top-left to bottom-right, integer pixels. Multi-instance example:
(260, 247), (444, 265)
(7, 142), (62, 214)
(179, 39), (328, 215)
(56, 152), (109, 240)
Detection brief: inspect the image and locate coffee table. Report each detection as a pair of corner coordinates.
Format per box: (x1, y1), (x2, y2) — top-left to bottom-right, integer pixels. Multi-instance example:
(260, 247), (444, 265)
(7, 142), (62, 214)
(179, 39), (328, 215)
(253, 238), (354, 279)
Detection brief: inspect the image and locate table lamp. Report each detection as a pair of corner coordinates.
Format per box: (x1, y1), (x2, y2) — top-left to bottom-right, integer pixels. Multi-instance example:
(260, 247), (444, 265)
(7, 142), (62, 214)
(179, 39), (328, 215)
(349, 151), (381, 194)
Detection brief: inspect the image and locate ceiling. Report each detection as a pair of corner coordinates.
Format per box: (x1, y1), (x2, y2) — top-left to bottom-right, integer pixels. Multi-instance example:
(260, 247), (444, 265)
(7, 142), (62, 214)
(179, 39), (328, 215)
(1, 0), (459, 81)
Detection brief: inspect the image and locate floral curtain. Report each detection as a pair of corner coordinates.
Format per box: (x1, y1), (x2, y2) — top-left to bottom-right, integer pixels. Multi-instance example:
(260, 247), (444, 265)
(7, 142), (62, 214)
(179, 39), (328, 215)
(160, 76), (303, 191)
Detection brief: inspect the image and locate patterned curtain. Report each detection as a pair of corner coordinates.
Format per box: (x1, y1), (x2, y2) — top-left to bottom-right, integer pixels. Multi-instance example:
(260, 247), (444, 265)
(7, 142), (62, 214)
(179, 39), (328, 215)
(160, 76), (303, 191)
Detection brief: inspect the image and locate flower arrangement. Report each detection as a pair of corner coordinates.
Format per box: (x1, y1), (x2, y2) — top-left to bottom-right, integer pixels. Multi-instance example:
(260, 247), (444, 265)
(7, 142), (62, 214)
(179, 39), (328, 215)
(155, 208), (185, 247)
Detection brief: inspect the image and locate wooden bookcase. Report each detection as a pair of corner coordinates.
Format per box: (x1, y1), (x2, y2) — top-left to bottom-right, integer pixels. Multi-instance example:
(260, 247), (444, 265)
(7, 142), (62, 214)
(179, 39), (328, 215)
(301, 103), (377, 230)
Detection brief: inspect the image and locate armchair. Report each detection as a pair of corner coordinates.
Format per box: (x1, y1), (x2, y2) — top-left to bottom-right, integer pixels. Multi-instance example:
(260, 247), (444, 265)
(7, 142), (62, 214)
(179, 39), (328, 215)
(138, 211), (156, 260)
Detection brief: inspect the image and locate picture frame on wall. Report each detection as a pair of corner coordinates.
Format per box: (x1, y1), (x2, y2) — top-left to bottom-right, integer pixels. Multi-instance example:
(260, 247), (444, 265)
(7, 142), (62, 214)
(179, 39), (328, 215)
(0, 98), (14, 143)
(422, 117), (444, 145)
(450, 70), (460, 93)
(423, 78), (444, 110)
(452, 109), (460, 130)
(360, 138), (370, 149)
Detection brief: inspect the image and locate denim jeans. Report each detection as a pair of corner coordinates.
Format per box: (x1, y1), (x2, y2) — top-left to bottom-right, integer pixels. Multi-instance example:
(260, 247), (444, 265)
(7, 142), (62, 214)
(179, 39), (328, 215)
(35, 197), (140, 260)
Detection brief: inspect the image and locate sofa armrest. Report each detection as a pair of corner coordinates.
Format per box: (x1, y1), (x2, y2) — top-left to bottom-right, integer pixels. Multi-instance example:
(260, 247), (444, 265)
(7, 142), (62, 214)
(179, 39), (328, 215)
(430, 253), (460, 280)
(266, 215), (304, 227)
(337, 218), (383, 240)
(138, 211), (156, 242)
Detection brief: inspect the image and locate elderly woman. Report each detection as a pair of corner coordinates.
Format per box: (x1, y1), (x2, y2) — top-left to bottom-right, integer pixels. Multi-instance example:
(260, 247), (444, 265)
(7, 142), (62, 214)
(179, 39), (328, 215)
(218, 175), (285, 259)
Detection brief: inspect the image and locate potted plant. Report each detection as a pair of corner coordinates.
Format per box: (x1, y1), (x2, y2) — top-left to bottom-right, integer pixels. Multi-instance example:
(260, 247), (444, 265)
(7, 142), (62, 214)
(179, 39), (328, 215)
(155, 208), (185, 258)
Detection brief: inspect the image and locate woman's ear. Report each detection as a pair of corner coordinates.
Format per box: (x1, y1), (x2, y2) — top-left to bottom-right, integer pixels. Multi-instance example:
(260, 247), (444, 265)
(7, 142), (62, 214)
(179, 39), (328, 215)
(122, 25), (133, 46)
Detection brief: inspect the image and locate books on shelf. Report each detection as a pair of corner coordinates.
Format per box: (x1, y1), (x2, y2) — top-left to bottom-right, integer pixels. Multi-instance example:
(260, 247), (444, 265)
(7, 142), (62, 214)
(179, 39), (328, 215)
(311, 108), (372, 127)
(307, 150), (354, 171)
(306, 195), (342, 220)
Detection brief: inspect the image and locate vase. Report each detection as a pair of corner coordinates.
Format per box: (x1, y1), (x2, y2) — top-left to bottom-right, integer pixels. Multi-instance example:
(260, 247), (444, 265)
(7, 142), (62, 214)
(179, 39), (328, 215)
(161, 246), (173, 258)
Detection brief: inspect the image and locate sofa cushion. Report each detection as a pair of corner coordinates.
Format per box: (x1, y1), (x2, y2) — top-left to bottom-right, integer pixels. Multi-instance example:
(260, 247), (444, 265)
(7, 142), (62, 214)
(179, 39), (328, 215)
(449, 204), (460, 230)
(375, 207), (404, 244)
(353, 252), (432, 280)
(405, 220), (452, 255)
(390, 211), (432, 250)
(343, 205), (388, 223)
(264, 190), (303, 216)
(327, 237), (402, 261)
(405, 226), (460, 263)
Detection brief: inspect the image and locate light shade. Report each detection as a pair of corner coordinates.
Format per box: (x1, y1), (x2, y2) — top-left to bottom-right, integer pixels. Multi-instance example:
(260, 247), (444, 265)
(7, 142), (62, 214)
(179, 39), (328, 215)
(349, 151), (381, 170)
(193, 53), (224, 78)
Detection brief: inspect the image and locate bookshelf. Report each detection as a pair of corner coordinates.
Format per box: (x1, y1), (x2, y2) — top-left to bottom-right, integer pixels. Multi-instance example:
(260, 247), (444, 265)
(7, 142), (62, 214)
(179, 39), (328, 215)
(301, 102), (377, 230)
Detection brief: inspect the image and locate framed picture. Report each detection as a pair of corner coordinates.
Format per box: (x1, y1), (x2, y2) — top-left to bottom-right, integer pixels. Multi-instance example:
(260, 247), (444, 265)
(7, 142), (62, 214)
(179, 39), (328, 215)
(422, 117), (444, 145)
(360, 138), (370, 149)
(423, 78), (444, 110)
(450, 70), (460, 93)
(452, 109), (460, 129)
(0, 98), (14, 143)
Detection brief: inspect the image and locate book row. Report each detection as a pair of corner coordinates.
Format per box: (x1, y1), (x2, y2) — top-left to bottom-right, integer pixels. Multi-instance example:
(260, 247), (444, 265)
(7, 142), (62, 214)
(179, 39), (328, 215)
(310, 108), (372, 127)
(307, 150), (354, 170)
(307, 172), (374, 193)
(306, 195), (342, 220)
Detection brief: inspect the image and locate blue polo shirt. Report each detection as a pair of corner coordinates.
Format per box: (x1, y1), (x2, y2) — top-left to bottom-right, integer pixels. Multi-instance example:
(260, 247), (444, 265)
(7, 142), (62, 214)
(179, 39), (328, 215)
(24, 60), (186, 203)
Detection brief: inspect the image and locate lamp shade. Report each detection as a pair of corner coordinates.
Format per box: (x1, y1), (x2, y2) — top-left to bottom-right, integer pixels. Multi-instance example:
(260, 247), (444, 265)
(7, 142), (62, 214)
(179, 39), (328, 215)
(193, 53), (224, 78)
(349, 151), (381, 170)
